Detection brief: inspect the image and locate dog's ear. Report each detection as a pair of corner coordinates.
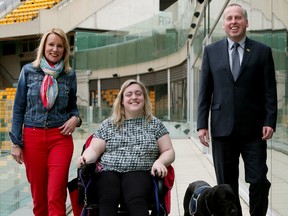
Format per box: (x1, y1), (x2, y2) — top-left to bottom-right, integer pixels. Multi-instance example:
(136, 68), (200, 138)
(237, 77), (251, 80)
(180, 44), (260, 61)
(209, 184), (238, 216)
(204, 189), (215, 214)
(216, 184), (236, 201)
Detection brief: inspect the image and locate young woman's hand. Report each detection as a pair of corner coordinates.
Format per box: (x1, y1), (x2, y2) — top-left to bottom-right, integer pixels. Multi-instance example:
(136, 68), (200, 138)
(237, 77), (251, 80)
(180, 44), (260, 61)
(58, 116), (79, 136)
(151, 159), (167, 178)
(77, 156), (86, 168)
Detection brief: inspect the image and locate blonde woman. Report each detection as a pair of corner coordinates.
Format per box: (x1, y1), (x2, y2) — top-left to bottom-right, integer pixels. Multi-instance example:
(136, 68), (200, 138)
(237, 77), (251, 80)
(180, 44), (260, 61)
(77, 79), (175, 216)
(10, 28), (81, 216)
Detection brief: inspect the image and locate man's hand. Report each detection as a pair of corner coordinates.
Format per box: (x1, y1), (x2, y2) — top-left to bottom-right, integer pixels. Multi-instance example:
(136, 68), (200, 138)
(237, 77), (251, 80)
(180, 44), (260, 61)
(262, 126), (274, 140)
(198, 129), (210, 147)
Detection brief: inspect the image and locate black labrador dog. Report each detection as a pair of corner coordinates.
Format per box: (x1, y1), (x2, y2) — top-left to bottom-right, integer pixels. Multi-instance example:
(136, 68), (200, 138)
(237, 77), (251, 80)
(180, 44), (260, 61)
(183, 180), (238, 216)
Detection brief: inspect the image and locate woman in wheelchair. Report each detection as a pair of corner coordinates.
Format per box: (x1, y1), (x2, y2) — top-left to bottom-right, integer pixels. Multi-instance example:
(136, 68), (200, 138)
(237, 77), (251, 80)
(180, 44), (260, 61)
(77, 79), (175, 216)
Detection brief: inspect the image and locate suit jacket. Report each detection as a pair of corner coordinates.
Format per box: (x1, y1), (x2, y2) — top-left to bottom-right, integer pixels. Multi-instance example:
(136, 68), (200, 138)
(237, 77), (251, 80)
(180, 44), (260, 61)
(197, 37), (277, 138)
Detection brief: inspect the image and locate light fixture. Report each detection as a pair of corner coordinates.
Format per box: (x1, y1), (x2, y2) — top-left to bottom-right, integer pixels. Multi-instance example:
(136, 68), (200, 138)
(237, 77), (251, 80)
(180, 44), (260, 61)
(191, 23), (196, 29)
(184, 129), (190, 135)
(148, 68), (154, 72)
(188, 34), (193, 39)
(112, 73), (118, 77)
(174, 124), (181, 129)
(194, 11), (200, 18)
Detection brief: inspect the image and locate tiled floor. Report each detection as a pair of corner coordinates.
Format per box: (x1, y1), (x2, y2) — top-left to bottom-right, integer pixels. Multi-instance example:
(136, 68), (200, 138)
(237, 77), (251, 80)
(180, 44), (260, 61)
(5, 135), (288, 216)
(169, 138), (249, 216)
(6, 139), (251, 216)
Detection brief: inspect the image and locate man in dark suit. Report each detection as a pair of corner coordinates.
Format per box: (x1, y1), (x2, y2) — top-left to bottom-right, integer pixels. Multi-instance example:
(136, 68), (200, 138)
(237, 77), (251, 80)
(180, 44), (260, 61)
(197, 3), (277, 216)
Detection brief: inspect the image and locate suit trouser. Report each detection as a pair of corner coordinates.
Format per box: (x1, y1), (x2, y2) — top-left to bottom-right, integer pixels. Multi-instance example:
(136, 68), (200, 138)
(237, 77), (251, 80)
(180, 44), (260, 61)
(212, 136), (270, 216)
(23, 127), (74, 216)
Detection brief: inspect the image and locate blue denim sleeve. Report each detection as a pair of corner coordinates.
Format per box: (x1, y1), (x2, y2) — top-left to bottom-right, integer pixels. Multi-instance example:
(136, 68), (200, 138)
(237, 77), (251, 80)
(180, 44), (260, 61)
(67, 69), (81, 125)
(9, 66), (28, 147)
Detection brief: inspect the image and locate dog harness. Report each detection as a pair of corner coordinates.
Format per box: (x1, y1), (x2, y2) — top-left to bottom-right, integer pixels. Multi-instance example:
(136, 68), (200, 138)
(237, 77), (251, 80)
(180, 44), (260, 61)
(189, 184), (211, 215)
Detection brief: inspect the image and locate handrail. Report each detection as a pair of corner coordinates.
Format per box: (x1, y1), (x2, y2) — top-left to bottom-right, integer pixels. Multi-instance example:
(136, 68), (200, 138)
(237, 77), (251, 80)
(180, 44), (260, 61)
(56, 0), (74, 10)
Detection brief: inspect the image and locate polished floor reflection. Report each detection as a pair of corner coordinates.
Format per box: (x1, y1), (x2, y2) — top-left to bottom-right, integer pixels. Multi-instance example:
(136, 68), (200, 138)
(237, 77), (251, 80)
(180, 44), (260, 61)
(2, 138), (288, 216)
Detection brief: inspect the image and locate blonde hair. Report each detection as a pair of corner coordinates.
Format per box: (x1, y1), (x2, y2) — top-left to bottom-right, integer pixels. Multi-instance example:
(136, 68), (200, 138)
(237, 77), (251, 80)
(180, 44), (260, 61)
(32, 28), (71, 73)
(112, 79), (153, 128)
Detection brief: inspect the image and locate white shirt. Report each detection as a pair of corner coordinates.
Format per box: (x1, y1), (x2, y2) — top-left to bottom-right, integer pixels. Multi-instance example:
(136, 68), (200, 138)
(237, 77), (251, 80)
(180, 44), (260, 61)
(227, 37), (246, 71)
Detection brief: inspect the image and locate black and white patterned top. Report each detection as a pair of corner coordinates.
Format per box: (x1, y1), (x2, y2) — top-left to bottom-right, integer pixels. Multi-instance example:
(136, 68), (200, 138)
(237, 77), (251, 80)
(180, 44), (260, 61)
(94, 116), (169, 172)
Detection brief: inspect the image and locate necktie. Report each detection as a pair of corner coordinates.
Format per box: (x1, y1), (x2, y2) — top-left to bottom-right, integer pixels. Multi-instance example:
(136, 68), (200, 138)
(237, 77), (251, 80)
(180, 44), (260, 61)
(231, 43), (240, 81)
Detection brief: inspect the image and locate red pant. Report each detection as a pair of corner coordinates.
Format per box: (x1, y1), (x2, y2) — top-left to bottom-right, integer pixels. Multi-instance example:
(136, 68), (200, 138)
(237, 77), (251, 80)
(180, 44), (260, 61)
(23, 127), (74, 216)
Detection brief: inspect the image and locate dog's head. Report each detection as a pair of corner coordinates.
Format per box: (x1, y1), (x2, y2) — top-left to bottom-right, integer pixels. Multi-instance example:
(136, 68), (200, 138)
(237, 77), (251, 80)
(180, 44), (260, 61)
(205, 184), (238, 216)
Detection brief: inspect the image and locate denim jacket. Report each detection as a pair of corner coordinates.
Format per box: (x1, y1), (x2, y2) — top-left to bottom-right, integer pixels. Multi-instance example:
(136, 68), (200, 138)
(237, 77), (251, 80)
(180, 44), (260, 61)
(9, 63), (80, 147)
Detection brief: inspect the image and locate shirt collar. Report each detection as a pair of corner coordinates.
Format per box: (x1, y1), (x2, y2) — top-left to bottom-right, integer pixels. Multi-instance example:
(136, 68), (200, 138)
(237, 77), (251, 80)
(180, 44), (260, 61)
(227, 37), (246, 50)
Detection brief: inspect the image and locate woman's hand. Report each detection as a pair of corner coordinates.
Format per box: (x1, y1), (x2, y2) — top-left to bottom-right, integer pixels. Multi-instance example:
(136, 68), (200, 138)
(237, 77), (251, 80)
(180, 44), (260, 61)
(76, 137), (106, 168)
(59, 116), (79, 136)
(10, 145), (24, 164)
(152, 134), (175, 178)
(77, 156), (86, 168)
(151, 159), (167, 178)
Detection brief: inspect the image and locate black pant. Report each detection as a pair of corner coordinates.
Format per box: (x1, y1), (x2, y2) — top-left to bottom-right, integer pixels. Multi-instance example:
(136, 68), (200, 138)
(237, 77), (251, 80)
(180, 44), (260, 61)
(95, 170), (152, 216)
(212, 136), (270, 216)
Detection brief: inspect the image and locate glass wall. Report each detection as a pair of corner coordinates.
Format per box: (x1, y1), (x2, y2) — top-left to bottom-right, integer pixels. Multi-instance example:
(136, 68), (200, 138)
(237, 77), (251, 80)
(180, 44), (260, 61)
(189, 0), (288, 215)
(86, 76), (186, 123)
(1, 0), (287, 215)
(74, 1), (194, 70)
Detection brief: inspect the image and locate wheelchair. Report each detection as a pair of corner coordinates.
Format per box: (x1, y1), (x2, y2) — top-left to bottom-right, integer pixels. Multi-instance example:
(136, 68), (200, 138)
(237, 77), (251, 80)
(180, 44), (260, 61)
(76, 163), (167, 216)
(68, 134), (173, 216)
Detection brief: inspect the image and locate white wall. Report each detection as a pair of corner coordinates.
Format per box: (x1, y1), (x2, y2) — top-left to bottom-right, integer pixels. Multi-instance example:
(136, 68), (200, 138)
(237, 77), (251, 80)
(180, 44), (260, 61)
(77, 0), (160, 30)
